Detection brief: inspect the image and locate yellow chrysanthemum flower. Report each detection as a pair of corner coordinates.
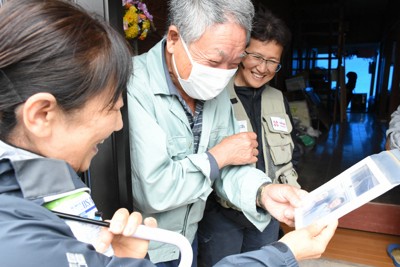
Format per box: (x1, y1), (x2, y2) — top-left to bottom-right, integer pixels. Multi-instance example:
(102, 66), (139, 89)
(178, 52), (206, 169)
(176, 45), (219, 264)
(122, 1), (154, 41)
(142, 20), (150, 30)
(124, 6), (138, 24)
(125, 24), (139, 39)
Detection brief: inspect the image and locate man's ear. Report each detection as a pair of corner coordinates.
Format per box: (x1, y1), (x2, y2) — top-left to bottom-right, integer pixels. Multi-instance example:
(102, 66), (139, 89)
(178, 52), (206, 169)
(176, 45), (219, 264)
(166, 25), (180, 54)
(22, 93), (58, 138)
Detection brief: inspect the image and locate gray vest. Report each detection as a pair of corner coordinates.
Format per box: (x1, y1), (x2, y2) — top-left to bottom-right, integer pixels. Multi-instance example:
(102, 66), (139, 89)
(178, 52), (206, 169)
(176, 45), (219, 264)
(229, 80), (300, 188)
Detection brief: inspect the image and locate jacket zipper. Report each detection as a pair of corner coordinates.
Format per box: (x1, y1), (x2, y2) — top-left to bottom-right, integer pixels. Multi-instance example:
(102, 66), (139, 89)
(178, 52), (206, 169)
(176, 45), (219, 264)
(182, 203), (193, 236)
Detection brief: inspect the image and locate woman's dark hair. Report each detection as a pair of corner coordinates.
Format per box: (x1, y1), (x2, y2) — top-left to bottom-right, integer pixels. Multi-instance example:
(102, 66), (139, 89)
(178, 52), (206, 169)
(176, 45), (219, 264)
(0, 0), (133, 140)
(251, 7), (291, 49)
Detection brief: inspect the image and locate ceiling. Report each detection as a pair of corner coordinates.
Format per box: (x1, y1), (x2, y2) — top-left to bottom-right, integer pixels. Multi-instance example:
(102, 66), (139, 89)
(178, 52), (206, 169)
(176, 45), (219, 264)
(256, 0), (400, 55)
(142, 0), (400, 58)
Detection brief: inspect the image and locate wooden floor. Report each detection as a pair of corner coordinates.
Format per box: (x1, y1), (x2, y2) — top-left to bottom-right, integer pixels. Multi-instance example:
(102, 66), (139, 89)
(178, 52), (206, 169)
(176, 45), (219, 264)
(282, 224), (400, 267)
(292, 111), (400, 266)
(297, 111), (400, 205)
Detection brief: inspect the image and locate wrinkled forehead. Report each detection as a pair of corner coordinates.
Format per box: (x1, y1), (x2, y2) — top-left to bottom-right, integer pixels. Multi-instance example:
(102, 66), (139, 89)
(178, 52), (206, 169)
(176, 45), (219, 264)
(189, 22), (247, 60)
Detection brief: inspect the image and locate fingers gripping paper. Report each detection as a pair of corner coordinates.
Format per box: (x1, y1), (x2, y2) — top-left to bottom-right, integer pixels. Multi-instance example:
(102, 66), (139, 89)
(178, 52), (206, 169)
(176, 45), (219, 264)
(295, 149), (400, 229)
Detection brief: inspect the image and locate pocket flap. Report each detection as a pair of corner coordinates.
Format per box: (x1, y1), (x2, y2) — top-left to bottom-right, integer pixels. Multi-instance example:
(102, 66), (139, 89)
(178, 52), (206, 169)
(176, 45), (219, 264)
(264, 113), (292, 134)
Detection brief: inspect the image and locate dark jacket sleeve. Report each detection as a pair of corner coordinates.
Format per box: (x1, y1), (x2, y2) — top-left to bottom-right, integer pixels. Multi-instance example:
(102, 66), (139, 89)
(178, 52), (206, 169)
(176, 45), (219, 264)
(0, 196), (155, 267)
(1, 194), (298, 267)
(214, 242), (298, 267)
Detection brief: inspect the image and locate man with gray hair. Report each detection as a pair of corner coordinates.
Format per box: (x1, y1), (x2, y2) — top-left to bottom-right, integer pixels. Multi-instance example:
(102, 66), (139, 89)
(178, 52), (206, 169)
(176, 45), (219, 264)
(127, 0), (337, 266)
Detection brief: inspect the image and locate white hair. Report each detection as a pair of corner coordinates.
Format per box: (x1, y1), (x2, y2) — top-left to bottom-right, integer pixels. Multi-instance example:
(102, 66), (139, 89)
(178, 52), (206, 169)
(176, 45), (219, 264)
(167, 0), (254, 44)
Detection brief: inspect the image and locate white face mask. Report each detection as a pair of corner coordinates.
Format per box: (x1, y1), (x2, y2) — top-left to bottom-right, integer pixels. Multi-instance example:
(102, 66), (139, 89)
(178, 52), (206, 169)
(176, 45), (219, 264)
(172, 37), (237, 100)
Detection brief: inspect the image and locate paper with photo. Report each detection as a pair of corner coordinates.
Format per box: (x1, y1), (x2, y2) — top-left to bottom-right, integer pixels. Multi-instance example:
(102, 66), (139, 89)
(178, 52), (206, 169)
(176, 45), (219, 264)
(295, 149), (400, 229)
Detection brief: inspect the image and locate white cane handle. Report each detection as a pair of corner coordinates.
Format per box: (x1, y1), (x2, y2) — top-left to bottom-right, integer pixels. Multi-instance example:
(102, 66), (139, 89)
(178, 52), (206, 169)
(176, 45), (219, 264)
(133, 225), (193, 267)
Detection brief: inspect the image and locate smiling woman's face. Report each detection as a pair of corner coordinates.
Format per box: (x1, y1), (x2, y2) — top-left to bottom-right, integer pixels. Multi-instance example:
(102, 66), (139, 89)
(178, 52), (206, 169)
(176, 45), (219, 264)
(45, 91), (124, 172)
(235, 38), (283, 89)
(26, 92), (123, 172)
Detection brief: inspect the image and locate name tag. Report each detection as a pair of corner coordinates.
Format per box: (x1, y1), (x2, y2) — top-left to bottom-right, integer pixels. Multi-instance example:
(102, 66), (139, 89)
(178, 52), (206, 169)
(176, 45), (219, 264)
(271, 116), (288, 132)
(238, 120), (248, 132)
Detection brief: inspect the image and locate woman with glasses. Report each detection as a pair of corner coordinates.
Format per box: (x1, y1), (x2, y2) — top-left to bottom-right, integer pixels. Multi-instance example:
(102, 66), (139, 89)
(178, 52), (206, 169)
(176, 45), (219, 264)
(198, 7), (302, 266)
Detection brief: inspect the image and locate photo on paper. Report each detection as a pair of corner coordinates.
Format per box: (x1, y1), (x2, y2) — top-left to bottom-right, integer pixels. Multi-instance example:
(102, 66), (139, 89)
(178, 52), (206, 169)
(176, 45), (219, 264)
(349, 164), (380, 196)
(295, 154), (395, 229)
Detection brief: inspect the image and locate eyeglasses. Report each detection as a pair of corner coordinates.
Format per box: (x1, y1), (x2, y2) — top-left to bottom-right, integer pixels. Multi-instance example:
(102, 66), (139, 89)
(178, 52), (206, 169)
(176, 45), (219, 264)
(244, 51), (282, 72)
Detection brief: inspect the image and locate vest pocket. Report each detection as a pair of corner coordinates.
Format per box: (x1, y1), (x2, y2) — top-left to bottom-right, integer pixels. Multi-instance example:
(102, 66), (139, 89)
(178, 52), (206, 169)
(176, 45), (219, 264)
(269, 145), (293, 164)
(262, 114), (294, 165)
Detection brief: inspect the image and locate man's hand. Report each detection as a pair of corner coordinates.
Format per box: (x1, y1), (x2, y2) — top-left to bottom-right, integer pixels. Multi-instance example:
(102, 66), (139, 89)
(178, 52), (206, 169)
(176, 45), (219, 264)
(95, 209), (157, 258)
(208, 132), (259, 168)
(279, 220), (338, 261)
(260, 184), (307, 227)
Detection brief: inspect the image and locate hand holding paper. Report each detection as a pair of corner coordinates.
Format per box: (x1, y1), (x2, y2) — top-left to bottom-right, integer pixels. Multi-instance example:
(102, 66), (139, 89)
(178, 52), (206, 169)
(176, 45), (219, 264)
(280, 219), (338, 261)
(295, 149), (400, 229)
(260, 183), (307, 227)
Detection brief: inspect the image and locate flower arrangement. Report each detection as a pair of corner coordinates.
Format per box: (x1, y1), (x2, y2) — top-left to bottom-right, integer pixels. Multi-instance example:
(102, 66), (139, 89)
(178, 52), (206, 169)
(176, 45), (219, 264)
(123, 0), (154, 41)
